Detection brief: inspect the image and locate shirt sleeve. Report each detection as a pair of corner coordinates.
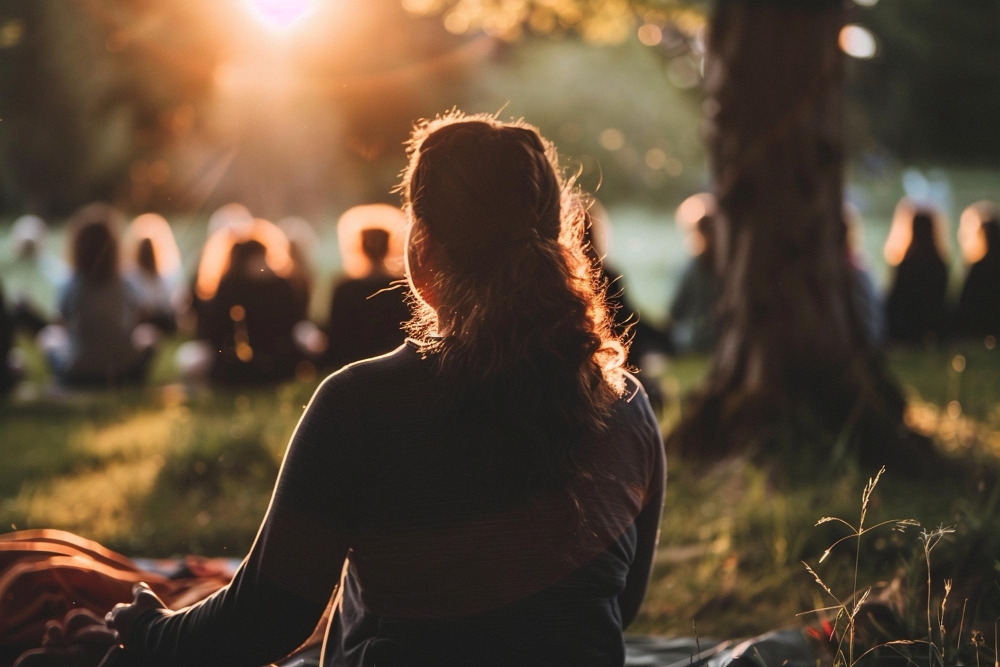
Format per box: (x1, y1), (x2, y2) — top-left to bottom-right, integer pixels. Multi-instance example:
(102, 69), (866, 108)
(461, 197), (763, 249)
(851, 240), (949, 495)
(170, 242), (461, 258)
(125, 370), (361, 666)
(618, 386), (666, 628)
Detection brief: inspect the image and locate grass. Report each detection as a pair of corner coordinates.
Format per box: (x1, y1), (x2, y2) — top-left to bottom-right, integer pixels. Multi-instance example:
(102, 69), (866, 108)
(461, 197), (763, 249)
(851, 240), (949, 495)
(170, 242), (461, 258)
(2, 335), (999, 650)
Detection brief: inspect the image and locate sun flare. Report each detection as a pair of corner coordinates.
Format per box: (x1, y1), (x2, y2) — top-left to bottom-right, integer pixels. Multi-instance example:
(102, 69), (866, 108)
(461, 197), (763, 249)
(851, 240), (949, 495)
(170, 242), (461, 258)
(245, 0), (314, 30)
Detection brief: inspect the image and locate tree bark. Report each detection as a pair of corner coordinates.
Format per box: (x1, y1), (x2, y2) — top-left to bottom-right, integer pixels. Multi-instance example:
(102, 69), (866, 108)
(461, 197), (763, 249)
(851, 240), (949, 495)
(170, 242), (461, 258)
(673, 0), (912, 462)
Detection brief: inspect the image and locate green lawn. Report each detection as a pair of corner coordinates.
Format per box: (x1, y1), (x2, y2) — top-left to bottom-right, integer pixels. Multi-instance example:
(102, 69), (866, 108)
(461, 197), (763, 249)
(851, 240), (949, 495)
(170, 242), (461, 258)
(2, 338), (998, 644)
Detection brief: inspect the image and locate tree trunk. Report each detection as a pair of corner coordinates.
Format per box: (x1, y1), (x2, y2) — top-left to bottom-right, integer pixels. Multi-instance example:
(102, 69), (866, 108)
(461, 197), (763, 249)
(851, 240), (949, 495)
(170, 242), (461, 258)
(673, 0), (913, 462)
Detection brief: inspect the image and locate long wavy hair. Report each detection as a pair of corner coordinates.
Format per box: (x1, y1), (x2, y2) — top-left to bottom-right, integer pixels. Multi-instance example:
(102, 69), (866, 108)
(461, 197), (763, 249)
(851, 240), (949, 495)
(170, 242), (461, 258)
(69, 203), (124, 286)
(399, 111), (629, 497)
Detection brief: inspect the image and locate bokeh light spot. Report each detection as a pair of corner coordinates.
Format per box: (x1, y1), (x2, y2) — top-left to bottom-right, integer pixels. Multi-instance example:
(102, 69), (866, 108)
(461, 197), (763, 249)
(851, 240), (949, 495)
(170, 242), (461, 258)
(839, 24), (878, 59)
(637, 23), (662, 47)
(599, 128), (625, 151)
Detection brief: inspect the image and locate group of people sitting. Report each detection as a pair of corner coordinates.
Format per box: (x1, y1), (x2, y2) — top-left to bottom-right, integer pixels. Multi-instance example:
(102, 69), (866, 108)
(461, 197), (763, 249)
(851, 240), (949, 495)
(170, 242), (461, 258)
(2, 191), (999, 395)
(666, 195), (1000, 353)
(0, 202), (411, 392)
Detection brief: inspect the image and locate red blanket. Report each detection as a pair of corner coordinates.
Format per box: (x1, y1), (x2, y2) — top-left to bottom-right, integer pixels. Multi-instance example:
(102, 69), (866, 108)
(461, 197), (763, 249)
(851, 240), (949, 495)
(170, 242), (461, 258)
(0, 530), (230, 667)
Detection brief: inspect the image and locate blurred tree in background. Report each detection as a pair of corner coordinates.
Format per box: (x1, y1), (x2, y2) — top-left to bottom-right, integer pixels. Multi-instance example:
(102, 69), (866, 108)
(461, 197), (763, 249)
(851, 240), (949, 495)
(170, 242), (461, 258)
(0, 0), (218, 215)
(411, 0), (960, 458)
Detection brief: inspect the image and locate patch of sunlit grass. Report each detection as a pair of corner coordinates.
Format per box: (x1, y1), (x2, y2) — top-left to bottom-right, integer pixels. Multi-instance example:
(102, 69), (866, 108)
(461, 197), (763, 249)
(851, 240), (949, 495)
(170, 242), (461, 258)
(69, 407), (191, 459)
(14, 457), (163, 541)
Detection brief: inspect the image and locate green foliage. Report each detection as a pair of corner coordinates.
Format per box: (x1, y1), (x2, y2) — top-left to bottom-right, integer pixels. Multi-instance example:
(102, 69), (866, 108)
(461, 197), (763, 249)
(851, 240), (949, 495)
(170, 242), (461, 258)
(846, 0), (1000, 167)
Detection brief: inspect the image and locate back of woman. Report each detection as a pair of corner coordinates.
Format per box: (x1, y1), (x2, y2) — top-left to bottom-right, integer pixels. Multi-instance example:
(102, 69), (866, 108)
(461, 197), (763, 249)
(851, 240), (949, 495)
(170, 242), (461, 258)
(328, 114), (664, 665)
(324, 348), (661, 665)
(49, 205), (152, 385)
(885, 210), (949, 343)
(955, 216), (1000, 338)
(108, 115), (664, 667)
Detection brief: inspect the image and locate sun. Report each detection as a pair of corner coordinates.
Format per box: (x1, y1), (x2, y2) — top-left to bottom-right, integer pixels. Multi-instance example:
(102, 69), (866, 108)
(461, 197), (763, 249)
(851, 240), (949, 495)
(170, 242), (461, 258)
(245, 0), (314, 31)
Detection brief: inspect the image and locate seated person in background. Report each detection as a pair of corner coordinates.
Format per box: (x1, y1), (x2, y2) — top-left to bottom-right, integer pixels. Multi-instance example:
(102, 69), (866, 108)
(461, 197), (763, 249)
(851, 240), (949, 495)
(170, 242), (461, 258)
(324, 211), (409, 368)
(37, 204), (158, 387)
(178, 203), (255, 335)
(1, 214), (68, 333)
(126, 213), (183, 333)
(199, 239), (304, 384)
(103, 113), (664, 667)
(883, 199), (950, 344)
(278, 216), (318, 319)
(583, 203), (670, 412)
(668, 193), (722, 354)
(0, 281), (23, 395)
(954, 201), (1000, 339)
(843, 203), (886, 349)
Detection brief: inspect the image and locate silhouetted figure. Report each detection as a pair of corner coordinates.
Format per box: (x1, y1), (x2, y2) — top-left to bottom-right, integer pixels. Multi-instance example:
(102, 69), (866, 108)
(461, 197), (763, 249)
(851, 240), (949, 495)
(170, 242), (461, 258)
(130, 237), (177, 333)
(0, 282), (21, 395)
(324, 228), (409, 368)
(106, 113), (663, 667)
(39, 204), (157, 387)
(884, 209), (950, 344)
(278, 216), (317, 319)
(126, 213), (182, 333)
(954, 214), (1000, 339)
(669, 213), (722, 354)
(201, 240), (303, 384)
(180, 203), (255, 335)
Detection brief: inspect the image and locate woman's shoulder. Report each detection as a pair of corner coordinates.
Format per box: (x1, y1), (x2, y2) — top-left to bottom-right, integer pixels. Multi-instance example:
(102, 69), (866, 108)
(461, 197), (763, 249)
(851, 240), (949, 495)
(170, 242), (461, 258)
(314, 343), (420, 398)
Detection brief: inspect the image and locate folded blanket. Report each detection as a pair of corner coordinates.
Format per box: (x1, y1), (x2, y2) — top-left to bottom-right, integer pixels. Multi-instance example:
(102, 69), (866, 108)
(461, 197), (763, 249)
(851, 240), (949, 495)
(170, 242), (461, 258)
(0, 530), (230, 667)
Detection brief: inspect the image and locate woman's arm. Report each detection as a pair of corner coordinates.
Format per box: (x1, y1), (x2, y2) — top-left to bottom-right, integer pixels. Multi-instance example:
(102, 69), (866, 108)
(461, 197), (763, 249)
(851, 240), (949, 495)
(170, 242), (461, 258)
(618, 398), (666, 629)
(122, 372), (360, 666)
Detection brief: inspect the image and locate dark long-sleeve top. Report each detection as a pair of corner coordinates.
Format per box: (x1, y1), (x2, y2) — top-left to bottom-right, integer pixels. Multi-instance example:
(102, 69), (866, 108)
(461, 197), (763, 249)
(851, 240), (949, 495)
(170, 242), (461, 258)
(127, 342), (666, 667)
(324, 273), (409, 369)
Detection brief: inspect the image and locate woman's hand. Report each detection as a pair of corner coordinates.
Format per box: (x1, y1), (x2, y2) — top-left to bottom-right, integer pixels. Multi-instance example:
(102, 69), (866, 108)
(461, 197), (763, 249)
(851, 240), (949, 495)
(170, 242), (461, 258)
(104, 582), (167, 645)
(13, 609), (118, 667)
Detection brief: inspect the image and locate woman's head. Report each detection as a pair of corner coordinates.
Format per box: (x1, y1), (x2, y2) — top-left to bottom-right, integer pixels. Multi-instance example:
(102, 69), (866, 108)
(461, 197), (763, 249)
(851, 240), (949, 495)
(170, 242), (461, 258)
(360, 228), (391, 272)
(906, 209), (945, 262)
(884, 198), (949, 266)
(69, 203), (124, 284)
(398, 112), (627, 493)
(136, 237), (158, 275)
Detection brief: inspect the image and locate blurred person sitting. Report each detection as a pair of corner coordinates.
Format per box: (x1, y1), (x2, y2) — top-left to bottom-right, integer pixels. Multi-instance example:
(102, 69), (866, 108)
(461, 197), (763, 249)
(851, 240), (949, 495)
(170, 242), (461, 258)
(195, 236), (306, 384)
(324, 205), (409, 368)
(883, 199), (951, 344)
(1, 214), (68, 333)
(668, 193), (722, 354)
(93, 112), (663, 667)
(178, 203), (256, 335)
(0, 281), (24, 395)
(953, 201), (1000, 339)
(37, 204), (158, 387)
(843, 203), (886, 348)
(278, 216), (318, 319)
(126, 213), (183, 333)
(586, 201), (672, 364)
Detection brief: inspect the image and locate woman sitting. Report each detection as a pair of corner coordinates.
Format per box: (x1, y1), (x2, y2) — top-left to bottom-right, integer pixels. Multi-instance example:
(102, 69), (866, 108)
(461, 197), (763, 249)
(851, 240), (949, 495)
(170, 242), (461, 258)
(324, 225), (410, 368)
(883, 200), (951, 345)
(199, 238), (304, 384)
(954, 201), (1000, 339)
(104, 113), (665, 666)
(126, 213), (183, 333)
(0, 281), (22, 395)
(38, 204), (157, 387)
